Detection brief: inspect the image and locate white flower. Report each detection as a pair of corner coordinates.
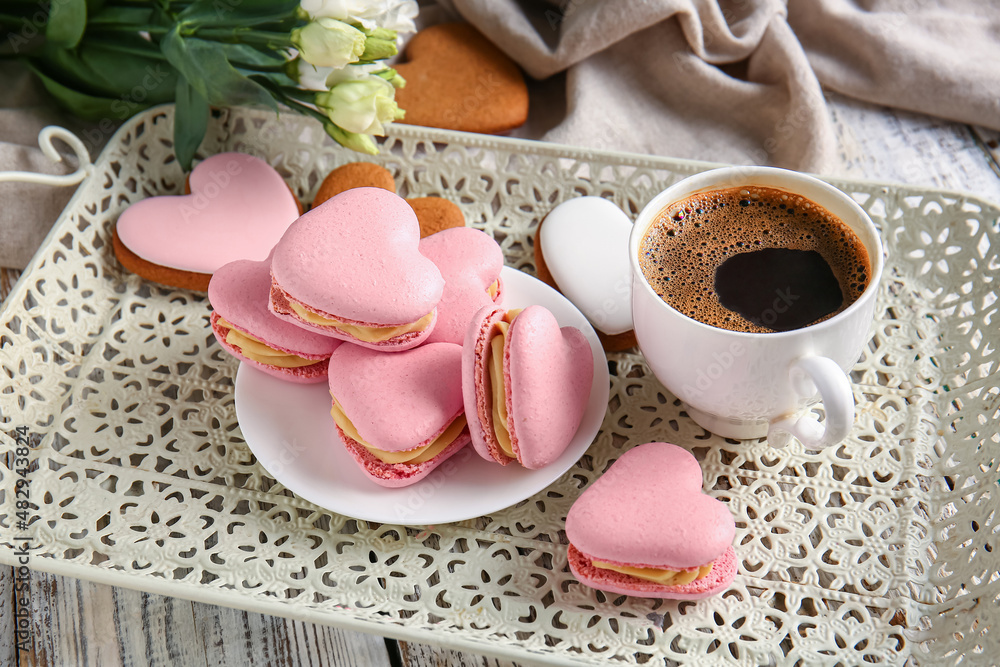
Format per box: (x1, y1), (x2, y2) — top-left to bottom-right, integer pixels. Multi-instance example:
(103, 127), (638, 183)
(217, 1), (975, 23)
(300, 0), (418, 34)
(297, 61), (385, 91)
(291, 18), (366, 68)
(315, 77), (404, 136)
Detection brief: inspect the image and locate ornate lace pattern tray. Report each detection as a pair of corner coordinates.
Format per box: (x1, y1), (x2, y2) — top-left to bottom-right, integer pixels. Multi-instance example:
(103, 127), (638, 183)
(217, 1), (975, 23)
(1, 107), (998, 666)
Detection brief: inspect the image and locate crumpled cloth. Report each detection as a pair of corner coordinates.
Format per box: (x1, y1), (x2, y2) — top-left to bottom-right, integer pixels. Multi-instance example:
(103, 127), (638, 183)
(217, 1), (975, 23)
(3, 0), (1000, 268)
(442, 0), (1000, 171)
(1, 64), (97, 270)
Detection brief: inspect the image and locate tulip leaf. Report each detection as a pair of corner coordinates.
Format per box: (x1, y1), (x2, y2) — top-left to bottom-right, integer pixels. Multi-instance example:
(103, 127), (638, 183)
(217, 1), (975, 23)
(26, 62), (146, 121)
(46, 0), (87, 49)
(161, 27), (277, 110)
(174, 76), (209, 172)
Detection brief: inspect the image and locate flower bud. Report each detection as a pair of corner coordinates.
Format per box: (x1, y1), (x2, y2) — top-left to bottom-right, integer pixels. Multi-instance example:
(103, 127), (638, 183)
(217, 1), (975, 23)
(323, 122), (379, 154)
(315, 78), (404, 136)
(291, 18), (366, 68)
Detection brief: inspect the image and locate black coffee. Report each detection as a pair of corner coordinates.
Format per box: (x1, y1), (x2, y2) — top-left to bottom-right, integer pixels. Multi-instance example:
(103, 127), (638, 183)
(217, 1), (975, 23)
(639, 185), (871, 334)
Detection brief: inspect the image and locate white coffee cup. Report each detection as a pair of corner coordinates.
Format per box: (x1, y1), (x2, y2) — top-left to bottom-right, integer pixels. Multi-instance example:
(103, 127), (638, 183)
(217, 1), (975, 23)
(628, 167), (884, 448)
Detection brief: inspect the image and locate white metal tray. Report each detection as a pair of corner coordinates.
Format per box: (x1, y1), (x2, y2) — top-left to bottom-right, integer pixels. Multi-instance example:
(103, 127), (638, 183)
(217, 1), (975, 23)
(1, 106), (997, 666)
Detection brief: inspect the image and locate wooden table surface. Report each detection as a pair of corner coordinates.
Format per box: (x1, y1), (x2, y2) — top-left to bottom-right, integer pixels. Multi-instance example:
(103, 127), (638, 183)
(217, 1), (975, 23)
(2, 91), (1000, 666)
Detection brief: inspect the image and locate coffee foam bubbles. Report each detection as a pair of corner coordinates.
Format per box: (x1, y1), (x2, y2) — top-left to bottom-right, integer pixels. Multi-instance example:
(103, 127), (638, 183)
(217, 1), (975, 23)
(638, 186), (871, 333)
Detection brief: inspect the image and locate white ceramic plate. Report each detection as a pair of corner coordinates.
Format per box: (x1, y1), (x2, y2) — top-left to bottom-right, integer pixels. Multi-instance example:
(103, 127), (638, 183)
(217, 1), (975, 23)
(235, 266), (609, 526)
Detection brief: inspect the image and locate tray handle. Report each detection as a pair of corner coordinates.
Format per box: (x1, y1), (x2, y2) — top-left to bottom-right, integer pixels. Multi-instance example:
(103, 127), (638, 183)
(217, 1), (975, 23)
(0, 126), (93, 187)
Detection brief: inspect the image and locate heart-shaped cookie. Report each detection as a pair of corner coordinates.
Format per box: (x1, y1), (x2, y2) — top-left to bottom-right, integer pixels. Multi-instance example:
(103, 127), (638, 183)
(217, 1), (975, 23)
(312, 161), (466, 237)
(535, 196), (637, 352)
(463, 305), (593, 469)
(328, 342), (470, 487)
(269, 187), (445, 350)
(419, 227), (504, 345)
(394, 22), (528, 134)
(208, 257), (340, 383)
(314, 161), (397, 204)
(566, 442), (737, 600)
(115, 153), (301, 290)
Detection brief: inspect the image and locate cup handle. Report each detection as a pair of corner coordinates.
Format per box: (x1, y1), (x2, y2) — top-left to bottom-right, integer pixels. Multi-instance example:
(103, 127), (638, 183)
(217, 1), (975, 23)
(767, 356), (854, 449)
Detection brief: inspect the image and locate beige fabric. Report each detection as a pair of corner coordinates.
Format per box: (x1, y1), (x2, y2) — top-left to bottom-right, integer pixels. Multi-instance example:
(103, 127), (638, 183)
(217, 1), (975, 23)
(3, 0), (1000, 268)
(445, 0), (1000, 169)
(1, 64), (102, 269)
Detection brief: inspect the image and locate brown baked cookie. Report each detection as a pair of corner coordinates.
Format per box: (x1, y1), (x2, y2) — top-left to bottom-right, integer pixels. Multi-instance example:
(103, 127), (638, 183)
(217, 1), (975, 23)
(313, 162), (466, 237)
(534, 220), (638, 353)
(314, 162), (396, 206)
(112, 227), (213, 291)
(394, 23), (528, 134)
(408, 197), (465, 237)
(113, 158), (303, 292)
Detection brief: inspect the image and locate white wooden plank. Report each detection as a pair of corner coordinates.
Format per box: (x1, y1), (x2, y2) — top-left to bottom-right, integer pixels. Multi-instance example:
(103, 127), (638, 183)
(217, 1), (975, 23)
(971, 126), (1000, 176)
(400, 641), (523, 667)
(191, 599), (392, 667)
(23, 571), (134, 666)
(18, 571), (393, 667)
(827, 92), (1000, 204)
(1, 566), (15, 665)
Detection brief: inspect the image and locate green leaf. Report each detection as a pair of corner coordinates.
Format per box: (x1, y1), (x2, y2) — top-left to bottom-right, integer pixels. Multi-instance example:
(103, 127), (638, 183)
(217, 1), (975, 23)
(161, 26), (277, 110)
(174, 76), (209, 171)
(177, 0), (300, 28)
(77, 41), (176, 102)
(25, 61), (148, 120)
(215, 42), (286, 69)
(88, 6), (154, 26)
(46, 0), (87, 49)
(36, 39), (176, 103)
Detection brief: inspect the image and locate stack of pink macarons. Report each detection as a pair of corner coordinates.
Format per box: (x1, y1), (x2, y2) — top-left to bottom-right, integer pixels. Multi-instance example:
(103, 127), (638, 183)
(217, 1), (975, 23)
(207, 186), (739, 604)
(208, 187), (595, 488)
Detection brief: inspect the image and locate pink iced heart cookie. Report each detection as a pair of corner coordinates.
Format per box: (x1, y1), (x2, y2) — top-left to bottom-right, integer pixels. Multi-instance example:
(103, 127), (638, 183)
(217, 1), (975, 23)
(270, 188), (445, 351)
(419, 227), (504, 345)
(566, 442), (737, 600)
(463, 304), (593, 469)
(114, 153), (301, 290)
(327, 342), (471, 487)
(208, 258), (340, 383)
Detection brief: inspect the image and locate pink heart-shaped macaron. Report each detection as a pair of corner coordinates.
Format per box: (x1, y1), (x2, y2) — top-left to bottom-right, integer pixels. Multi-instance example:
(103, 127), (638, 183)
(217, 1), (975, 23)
(566, 442), (737, 599)
(464, 305), (593, 469)
(270, 188), (445, 350)
(504, 306), (592, 468)
(419, 227), (504, 345)
(116, 153), (300, 274)
(208, 257), (340, 383)
(328, 342), (470, 487)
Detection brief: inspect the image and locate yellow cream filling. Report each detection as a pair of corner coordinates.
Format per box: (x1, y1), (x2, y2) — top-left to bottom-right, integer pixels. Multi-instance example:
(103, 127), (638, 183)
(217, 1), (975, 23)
(487, 279), (500, 300)
(218, 318), (317, 368)
(289, 303), (434, 343)
(486, 310), (522, 458)
(330, 397), (467, 465)
(591, 560), (715, 586)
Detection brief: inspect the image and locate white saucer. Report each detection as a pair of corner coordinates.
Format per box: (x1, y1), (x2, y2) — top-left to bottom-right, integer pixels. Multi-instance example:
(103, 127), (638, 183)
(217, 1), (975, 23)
(234, 266), (610, 526)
